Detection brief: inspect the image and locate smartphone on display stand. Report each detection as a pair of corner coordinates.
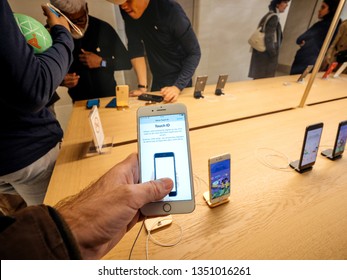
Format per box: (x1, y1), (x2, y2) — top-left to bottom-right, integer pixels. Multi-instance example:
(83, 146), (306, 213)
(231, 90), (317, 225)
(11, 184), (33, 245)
(321, 120), (347, 160)
(333, 62), (347, 78)
(203, 153), (231, 207)
(215, 74), (228, 96)
(116, 85), (129, 109)
(289, 123), (324, 173)
(193, 75), (208, 99)
(297, 65), (313, 83)
(137, 103), (195, 216)
(322, 62), (338, 79)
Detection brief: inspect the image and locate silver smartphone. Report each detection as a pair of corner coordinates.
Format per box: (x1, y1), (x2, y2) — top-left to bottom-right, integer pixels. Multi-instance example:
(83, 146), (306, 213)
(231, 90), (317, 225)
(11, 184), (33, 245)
(204, 153), (231, 206)
(194, 75), (208, 99)
(137, 103), (195, 216)
(321, 120), (347, 160)
(289, 122), (324, 173)
(333, 62), (347, 78)
(215, 74), (228, 95)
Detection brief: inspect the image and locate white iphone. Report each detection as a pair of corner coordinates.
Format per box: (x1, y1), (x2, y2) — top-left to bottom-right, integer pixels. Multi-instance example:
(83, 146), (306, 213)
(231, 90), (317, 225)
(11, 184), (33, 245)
(137, 103), (195, 216)
(203, 153), (231, 206)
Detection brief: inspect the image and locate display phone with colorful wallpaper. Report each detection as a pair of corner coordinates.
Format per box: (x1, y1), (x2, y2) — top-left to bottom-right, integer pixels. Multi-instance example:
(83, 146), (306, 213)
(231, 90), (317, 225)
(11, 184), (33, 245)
(297, 65), (313, 83)
(203, 153), (231, 207)
(290, 123), (324, 173)
(321, 120), (347, 160)
(137, 103), (195, 216)
(215, 74), (228, 95)
(193, 75), (208, 99)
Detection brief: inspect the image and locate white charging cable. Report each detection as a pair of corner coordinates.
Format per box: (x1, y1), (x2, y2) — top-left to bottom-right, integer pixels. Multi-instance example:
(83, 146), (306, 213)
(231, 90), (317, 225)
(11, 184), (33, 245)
(145, 216), (183, 260)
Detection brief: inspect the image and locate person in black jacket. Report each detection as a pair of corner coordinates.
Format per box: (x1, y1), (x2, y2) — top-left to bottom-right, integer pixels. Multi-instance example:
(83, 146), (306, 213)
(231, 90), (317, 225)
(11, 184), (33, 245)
(0, 1), (73, 205)
(110, 0), (201, 103)
(51, 0), (132, 102)
(290, 0), (341, 75)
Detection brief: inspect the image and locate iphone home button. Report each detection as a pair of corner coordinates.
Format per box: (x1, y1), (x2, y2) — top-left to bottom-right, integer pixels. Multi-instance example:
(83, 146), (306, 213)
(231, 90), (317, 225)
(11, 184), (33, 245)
(163, 203), (171, 212)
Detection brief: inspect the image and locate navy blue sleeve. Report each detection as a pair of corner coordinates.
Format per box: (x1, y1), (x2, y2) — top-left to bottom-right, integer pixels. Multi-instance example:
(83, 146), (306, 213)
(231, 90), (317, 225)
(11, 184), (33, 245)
(0, 0), (74, 113)
(168, 5), (201, 90)
(120, 8), (145, 59)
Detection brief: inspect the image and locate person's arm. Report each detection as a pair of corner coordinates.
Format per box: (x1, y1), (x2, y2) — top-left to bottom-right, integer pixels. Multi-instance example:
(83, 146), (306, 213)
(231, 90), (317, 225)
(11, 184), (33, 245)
(56, 153), (172, 260)
(169, 8), (201, 92)
(264, 15), (279, 57)
(0, 3), (73, 113)
(120, 9), (148, 95)
(0, 204), (81, 259)
(0, 153), (172, 260)
(130, 57), (148, 96)
(160, 4), (200, 103)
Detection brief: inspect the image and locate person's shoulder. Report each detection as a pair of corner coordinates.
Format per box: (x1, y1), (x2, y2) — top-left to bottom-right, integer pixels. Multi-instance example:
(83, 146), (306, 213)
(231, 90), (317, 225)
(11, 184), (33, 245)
(89, 15), (111, 27)
(89, 15), (115, 30)
(155, 0), (182, 15)
(267, 12), (278, 20)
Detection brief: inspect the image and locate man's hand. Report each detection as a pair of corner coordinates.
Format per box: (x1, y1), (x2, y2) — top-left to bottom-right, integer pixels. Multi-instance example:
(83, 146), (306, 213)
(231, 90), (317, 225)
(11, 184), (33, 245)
(56, 153), (173, 259)
(161, 86), (180, 103)
(41, 5), (70, 32)
(61, 73), (80, 88)
(79, 49), (103, 68)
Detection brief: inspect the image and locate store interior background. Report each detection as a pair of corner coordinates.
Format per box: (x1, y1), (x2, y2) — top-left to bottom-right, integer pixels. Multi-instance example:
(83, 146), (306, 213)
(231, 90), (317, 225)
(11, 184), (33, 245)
(8, 0), (347, 132)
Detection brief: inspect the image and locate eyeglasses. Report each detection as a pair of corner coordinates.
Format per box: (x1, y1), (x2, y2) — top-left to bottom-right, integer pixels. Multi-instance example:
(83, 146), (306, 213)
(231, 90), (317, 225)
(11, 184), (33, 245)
(46, 3), (83, 36)
(69, 10), (88, 26)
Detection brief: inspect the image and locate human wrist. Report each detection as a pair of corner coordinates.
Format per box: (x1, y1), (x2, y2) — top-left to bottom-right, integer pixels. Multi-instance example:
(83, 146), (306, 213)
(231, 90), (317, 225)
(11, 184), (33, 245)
(138, 84), (148, 90)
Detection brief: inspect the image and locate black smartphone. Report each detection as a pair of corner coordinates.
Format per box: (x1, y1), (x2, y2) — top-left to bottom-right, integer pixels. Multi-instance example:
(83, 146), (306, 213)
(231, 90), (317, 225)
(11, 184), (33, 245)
(193, 75), (208, 99)
(215, 74), (228, 95)
(297, 65), (313, 83)
(154, 152), (177, 196)
(321, 120), (347, 160)
(138, 93), (164, 103)
(290, 123), (324, 173)
(105, 97), (117, 108)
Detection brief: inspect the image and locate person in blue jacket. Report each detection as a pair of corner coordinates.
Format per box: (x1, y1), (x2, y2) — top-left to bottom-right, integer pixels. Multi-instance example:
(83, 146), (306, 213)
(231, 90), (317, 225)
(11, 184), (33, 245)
(290, 0), (340, 75)
(0, 1), (74, 205)
(111, 0), (201, 103)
